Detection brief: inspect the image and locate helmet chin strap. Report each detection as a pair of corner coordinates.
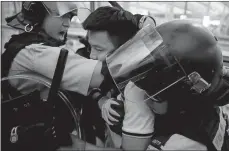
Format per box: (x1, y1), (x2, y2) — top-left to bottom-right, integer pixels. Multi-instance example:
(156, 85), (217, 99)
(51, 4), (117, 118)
(145, 71), (211, 103)
(145, 75), (187, 103)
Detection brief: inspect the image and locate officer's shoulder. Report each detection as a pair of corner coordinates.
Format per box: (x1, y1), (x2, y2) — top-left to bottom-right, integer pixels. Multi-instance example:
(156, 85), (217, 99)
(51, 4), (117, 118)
(25, 43), (61, 53)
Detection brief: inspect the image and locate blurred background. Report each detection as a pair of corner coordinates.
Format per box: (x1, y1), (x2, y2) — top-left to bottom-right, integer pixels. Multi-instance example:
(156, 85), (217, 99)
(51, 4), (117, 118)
(1, 1), (229, 62)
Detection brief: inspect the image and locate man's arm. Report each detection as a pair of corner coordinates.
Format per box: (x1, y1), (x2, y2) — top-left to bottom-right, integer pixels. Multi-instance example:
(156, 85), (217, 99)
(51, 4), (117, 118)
(120, 81), (155, 150)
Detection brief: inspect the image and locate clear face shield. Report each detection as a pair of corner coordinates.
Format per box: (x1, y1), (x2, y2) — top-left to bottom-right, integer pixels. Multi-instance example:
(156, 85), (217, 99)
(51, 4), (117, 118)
(41, 2), (91, 22)
(106, 25), (210, 102)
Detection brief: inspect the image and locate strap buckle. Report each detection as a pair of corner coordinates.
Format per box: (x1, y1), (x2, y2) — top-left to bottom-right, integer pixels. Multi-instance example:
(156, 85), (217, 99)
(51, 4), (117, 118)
(10, 126), (19, 143)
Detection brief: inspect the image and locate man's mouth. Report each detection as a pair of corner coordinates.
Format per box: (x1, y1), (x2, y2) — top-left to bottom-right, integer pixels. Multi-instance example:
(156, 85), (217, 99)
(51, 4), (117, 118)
(60, 31), (67, 36)
(59, 31), (67, 40)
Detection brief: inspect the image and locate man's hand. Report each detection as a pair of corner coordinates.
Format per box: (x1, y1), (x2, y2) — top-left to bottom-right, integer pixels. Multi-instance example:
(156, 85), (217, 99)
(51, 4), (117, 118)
(98, 97), (124, 125)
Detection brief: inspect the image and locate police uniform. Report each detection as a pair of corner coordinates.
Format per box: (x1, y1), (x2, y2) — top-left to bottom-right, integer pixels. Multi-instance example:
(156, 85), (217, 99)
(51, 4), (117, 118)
(8, 43), (98, 96)
(2, 2), (107, 150)
(2, 1), (96, 96)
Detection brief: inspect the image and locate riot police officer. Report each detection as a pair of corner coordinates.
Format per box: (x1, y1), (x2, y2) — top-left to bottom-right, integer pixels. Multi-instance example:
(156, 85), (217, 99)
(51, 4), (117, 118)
(106, 20), (229, 150)
(1, 2), (106, 151)
(2, 1), (104, 97)
(64, 20), (229, 151)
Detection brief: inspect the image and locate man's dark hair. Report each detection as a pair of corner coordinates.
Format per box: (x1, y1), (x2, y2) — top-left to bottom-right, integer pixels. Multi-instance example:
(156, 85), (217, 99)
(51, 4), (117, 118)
(83, 6), (139, 46)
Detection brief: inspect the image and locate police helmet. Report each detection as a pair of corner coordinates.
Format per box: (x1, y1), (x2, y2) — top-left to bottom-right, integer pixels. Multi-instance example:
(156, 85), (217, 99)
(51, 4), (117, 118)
(5, 2), (79, 32)
(106, 20), (224, 105)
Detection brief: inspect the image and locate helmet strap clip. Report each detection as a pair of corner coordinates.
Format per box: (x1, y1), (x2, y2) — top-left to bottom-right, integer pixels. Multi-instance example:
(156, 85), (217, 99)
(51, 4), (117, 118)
(24, 24), (33, 32)
(187, 72), (211, 94)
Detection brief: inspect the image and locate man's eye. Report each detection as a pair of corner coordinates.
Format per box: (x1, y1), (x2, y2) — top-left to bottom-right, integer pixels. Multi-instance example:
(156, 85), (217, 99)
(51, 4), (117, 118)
(94, 47), (103, 51)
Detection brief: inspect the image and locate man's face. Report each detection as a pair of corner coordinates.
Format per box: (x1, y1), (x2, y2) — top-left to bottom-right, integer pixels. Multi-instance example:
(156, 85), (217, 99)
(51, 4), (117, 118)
(88, 30), (120, 61)
(42, 13), (71, 42)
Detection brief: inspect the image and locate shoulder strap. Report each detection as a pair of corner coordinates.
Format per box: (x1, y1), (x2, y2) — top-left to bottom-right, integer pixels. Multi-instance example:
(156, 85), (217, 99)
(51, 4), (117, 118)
(47, 48), (69, 106)
(46, 48), (69, 149)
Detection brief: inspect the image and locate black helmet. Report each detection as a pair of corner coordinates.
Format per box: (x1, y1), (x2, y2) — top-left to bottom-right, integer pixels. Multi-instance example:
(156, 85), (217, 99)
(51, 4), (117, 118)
(5, 2), (78, 32)
(106, 20), (224, 106)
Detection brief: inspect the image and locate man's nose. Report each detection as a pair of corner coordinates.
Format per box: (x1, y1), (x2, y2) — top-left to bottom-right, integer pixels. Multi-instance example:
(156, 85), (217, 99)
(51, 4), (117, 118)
(90, 50), (97, 60)
(63, 18), (70, 28)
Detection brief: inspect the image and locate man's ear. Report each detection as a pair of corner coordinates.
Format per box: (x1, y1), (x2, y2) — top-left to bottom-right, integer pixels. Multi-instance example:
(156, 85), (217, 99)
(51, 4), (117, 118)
(109, 34), (127, 49)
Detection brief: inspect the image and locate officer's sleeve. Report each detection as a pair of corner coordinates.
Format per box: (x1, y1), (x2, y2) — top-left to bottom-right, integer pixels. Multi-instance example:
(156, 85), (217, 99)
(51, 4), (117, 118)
(122, 82), (155, 138)
(28, 44), (98, 96)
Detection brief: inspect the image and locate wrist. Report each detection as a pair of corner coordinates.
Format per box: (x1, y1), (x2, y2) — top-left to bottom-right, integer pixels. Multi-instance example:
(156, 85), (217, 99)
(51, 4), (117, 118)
(98, 96), (110, 109)
(88, 88), (103, 102)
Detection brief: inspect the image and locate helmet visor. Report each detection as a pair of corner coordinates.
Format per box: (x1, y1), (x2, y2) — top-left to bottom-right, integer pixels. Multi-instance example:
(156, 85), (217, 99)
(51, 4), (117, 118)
(106, 25), (186, 102)
(42, 2), (91, 22)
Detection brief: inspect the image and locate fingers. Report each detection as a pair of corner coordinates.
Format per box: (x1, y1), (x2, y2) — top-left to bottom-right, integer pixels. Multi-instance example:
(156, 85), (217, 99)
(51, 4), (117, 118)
(101, 98), (124, 125)
(107, 112), (119, 122)
(104, 113), (114, 126)
(109, 108), (120, 117)
(107, 99), (122, 119)
(109, 102), (121, 117)
(102, 106), (113, 125)
(102, 108), (119, 125)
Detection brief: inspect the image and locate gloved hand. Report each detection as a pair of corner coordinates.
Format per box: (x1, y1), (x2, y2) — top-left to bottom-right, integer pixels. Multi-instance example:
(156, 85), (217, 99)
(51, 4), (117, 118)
(98, 97), (124, 126)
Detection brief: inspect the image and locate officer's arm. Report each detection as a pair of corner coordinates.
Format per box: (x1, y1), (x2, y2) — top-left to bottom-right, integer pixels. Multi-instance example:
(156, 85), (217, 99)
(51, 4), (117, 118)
(30, 44), (102, 96)
(89, 61), (104, 90)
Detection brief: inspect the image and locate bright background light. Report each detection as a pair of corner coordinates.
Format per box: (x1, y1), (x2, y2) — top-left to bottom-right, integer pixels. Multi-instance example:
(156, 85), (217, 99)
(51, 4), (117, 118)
(180, 15), (187, 19)
(203, 16), (210, 27)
